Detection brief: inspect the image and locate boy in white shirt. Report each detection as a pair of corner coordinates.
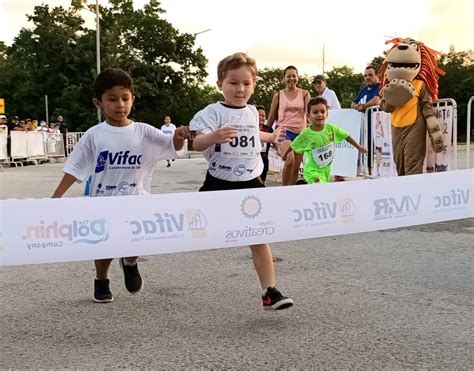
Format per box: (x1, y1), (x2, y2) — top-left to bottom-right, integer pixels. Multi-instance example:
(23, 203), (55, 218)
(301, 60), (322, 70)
(52, 68), (192, 303)
(190, 52), (294, 311)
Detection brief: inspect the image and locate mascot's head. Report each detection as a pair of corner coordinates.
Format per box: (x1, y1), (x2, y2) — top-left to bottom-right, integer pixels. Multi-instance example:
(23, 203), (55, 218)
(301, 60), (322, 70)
(380, 38), (445, 100)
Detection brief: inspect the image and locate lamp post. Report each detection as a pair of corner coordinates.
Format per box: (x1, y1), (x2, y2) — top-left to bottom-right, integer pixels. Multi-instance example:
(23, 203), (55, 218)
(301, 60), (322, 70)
(193, 29), (211, 37)
(95, 0), (101, 121)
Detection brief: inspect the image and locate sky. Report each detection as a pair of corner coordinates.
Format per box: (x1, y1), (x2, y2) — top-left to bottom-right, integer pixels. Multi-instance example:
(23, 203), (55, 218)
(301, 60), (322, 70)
(1, 0), (473, 85)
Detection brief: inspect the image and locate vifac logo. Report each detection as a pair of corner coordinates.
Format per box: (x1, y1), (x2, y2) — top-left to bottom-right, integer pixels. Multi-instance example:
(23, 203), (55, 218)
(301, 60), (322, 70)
(434, 188), (470, 212)
(291, 198), (356, 227)
(95, 150), (143, 173)
(127, 209), (208, 242)
(23, 219), (108, 250)
(373, 195), (421, 220)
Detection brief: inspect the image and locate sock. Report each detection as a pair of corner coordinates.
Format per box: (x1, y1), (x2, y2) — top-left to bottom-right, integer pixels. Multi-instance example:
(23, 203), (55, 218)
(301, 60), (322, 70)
(262, 287), (273, 296)
(96, 276), (108, 280)
(123, 258), (137, 267)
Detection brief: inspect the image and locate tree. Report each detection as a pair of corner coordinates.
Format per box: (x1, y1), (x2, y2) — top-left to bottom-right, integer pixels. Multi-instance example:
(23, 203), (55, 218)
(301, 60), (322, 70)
(326, 66), (363, 108)
(0, 0), (212, 130)
(438, 47), (474, 141)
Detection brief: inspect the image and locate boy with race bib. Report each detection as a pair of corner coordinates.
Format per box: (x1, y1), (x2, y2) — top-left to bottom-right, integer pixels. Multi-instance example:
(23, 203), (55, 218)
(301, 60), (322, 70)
(190, 52), (294, 311)
(282, 97), (367, 184)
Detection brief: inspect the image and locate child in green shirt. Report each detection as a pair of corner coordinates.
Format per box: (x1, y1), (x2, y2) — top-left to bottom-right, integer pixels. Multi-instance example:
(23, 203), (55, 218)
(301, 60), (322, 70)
(282, 96), (367, 184)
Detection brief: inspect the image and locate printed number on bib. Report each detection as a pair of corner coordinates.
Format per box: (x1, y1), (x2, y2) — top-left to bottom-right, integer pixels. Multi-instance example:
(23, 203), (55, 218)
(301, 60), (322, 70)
(312, 143), (335, 167)
(221, 123), (261, 158)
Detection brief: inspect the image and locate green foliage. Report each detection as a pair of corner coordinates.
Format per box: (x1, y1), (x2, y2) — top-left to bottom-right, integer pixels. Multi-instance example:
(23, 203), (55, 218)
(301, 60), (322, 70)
(326, 66), (363, 108)
(438, 47), (474, 141)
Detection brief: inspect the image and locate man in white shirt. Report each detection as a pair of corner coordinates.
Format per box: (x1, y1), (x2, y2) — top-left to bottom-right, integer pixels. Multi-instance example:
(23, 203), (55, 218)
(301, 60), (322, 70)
(160, 115), (177, 167)
(312, 75), (341, 110)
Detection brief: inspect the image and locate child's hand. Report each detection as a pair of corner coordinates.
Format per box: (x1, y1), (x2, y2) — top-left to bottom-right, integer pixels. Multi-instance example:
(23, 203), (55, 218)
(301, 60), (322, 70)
(273, 126), (286, 143)
(212, 126), (238, 144)
(358, 146), (368, 153)
(174, 126), (193, 140)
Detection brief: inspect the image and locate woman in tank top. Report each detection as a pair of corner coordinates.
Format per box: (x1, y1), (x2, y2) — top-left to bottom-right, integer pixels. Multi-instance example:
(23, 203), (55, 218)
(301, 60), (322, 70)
(267, 66), (310, 185)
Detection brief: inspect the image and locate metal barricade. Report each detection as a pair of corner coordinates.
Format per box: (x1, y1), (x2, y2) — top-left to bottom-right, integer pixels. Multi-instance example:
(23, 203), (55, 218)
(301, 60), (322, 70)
(66, 132), (85, 156)
(467, 96), (473, 169)
(430, 98), (457, 171)
(26, 131), (48, 163)
(44, 132), (66, 161)
(0, 125), (9, 169)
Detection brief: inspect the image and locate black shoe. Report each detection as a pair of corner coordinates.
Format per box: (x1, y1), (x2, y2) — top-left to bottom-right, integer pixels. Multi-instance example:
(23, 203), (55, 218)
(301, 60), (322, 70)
(94, 279), (114, 303)
(119, 258), (143, 294)
(262, 287), (293, 310)
(166, 163), (171, 167)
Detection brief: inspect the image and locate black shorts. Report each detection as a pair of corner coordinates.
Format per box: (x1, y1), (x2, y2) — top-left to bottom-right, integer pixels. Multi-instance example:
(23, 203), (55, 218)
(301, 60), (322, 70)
(199, 171), (265, 192)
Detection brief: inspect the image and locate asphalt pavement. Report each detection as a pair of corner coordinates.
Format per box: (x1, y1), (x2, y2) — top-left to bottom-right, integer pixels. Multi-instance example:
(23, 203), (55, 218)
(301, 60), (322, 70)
(0, 149), (473, 369)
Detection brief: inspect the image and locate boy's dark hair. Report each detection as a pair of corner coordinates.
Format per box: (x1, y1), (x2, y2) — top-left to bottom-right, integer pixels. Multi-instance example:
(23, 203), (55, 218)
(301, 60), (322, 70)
(307, 96), (329, 111)
(255, 105), (265, 111)
(93, 68), (135, 100)
(283, 65), (298, 77)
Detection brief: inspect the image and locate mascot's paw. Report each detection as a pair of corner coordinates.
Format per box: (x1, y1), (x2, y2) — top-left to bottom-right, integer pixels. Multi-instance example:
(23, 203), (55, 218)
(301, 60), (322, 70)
(426, 116), (445, 153)
(382, 79), (415, 107)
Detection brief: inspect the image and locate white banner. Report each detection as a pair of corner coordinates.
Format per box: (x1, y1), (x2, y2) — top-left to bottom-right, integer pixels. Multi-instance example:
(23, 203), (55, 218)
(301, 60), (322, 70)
(10, 131), (28, 159)
(327, 109), (363, 177)
(0, 125), (8, 161)
(1, 169), (472, 266)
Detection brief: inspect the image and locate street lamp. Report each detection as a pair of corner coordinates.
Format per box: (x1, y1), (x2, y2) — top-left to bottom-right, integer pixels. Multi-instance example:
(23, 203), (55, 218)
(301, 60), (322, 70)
(95, 0), (101, 121)
(193, 29), (211, 37)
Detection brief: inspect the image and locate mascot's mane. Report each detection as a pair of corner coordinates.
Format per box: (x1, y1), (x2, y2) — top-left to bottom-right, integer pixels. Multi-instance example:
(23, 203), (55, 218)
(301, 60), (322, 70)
(379, 38), (445, 100)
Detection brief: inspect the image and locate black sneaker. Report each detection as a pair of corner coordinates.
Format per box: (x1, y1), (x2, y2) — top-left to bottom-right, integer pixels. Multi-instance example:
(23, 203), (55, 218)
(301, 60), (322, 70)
(94, 279), (114, 303)
(262, 287), (294, 310)
(119, 258), (144, 294)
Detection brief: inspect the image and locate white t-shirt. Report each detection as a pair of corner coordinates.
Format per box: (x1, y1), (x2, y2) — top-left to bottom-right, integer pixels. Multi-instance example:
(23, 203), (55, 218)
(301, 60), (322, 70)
(64, 121), (178, 197)
(160, 123), (176, 135)
(190, 102), (263, 181)
(322, 88), (341, 110)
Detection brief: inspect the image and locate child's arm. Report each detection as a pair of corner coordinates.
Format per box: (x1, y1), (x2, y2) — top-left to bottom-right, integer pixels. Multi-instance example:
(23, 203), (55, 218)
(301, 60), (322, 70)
(192, 126), (237, 151)
(345, 136), (368, 153)
(52, 173), (79, 198)
(172, 126), (193, 150)
(259, 126), (283, 143)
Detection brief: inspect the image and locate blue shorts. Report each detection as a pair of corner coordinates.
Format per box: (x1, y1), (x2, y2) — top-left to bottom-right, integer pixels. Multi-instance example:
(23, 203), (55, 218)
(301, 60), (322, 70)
(277, 128), (299, 142)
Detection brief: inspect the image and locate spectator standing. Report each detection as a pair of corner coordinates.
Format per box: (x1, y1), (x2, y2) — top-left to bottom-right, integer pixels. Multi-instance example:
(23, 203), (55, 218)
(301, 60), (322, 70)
(266, 66), (310, 185)
(312, 75), (341, 109)
(160, 115), (177, 167)
(351, 65), (381, 111)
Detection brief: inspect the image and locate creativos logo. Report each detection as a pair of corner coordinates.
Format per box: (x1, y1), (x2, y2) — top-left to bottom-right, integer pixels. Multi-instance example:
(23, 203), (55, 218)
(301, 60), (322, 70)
(374, 195), (421, 220)
(95, 150), (142, 173)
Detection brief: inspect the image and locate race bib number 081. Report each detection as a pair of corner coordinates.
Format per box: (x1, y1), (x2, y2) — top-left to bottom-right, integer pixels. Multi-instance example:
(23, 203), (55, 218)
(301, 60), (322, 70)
(221, 123), (261, 158)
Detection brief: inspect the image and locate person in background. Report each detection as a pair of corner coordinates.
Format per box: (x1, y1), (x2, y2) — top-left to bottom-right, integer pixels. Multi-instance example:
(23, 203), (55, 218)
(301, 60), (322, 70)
(266, 66), (310, 185)
(160, 115), (177, 167)
(312, 75), (341, 109)
(256, 105), (280, 184)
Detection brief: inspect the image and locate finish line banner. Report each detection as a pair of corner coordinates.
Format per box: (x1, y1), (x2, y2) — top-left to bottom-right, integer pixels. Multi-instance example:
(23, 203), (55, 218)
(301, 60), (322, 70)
(1, 169), (472, 266)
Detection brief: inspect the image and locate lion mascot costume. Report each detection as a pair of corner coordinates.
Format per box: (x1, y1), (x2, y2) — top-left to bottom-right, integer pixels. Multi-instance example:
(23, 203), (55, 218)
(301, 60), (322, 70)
(379, 38), (445, 176)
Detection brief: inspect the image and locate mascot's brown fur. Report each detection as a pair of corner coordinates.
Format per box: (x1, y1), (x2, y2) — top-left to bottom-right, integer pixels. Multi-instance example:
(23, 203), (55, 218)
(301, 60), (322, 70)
(380, 38), (445, 175)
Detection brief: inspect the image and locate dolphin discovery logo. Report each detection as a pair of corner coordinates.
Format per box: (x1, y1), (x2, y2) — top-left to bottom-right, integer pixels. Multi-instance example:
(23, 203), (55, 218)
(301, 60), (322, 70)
(23, 219), (108, 250)
(127, 209), (208, 242)
(224, 195), (275, 243)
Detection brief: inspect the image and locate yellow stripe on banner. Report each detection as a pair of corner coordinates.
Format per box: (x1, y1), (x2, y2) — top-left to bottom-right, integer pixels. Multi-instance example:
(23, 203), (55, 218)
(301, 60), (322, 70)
(1, 170), (473, 266)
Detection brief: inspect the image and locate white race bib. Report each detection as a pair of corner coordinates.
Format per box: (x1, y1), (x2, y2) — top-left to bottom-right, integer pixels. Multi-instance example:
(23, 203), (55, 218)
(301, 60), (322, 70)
(220, 123), (261, 159)
(312, 143), (335, 167)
